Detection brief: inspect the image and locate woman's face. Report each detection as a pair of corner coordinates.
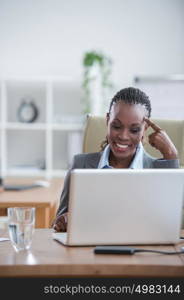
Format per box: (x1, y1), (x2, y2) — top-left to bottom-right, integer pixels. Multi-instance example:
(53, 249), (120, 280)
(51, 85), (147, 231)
(106, 101), (148, 162)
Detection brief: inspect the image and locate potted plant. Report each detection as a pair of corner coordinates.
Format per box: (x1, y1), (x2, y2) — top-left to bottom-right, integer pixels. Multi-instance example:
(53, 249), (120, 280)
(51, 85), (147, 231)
(81, 50), (114, 115)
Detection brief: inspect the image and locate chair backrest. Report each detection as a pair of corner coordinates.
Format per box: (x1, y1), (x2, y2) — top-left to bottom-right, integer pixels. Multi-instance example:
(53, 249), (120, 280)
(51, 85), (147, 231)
(82, 115), (184, 167)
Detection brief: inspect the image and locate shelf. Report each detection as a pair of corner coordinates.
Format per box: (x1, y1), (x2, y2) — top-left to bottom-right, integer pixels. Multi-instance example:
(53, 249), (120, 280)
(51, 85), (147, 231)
(4, 123), (47, 130)
(5, 80), (47, 124)
(0, 122), (84, 131)
(6, 168), (46, 177)
(52, 81), (83, 123)
(0, 77), (84, 178)
(52, 123), (83, 131)
(6, 168), (67, 178)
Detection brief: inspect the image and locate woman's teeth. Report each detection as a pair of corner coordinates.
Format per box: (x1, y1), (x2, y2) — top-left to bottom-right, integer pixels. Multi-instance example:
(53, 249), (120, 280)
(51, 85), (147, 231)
(116, 143), (129, 148)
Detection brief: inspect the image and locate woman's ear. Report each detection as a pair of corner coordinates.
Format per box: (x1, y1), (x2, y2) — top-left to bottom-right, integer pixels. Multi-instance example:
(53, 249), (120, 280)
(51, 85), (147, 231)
(144, 123), (149, 131)
(141, 121), (149, 143)
(141, 123), (149, 144)
(141, 131), (148, 144)
(143, 116), (150, 131)
(141, 134), (146, 143)
(106, 113), (110, 125)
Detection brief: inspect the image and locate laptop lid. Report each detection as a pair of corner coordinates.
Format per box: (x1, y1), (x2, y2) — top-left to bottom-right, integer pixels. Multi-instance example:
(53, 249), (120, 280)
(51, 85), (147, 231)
(59, 169), (184, 246)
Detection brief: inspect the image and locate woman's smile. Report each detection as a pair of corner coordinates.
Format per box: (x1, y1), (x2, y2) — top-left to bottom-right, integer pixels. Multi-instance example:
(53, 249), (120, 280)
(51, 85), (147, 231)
(113, 142), (132, 152)
(106, 101), (147, 167)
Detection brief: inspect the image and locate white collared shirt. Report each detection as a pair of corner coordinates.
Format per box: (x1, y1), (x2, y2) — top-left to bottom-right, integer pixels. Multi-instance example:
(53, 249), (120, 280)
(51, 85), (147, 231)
(98, 143), (144, 169)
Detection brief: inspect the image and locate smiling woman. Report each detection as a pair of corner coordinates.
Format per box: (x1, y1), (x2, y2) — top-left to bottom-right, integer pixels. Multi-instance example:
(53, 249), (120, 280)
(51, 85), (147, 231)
(106, 101), (149, 168)
(101, 88), (178, 168)
(52, 87), (180, 232)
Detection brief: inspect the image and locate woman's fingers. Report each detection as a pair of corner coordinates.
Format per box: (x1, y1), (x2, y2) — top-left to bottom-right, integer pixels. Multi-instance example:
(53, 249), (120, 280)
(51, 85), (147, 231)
(148, 128), (178, 159)
(53, 223), (62, 232)
(148, 131), (161, 149)
(144, 117), (162, 132)
(53, 213), (68, 232)
(148, 132), (159, 148)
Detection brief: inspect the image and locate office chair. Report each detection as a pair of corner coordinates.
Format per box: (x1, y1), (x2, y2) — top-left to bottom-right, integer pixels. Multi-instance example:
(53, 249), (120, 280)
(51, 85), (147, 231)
(82, 115), (184, 167)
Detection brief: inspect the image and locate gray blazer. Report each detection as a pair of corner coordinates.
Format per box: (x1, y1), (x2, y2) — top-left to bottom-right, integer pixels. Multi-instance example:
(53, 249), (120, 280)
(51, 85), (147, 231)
(56, 150), (180, 217)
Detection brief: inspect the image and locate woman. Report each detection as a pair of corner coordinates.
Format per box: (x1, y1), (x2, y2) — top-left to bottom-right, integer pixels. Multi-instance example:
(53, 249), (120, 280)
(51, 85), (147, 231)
(53, 87), (179, 232)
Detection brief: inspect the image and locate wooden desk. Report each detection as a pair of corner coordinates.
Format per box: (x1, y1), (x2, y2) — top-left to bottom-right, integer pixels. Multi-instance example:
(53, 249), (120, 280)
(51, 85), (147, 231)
(0, 229), (184, 277)
(0, 178), (63, 228)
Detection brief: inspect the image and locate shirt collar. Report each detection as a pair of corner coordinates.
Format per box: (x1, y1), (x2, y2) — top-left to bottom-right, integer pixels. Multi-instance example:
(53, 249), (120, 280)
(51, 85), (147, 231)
(98, 144), (112, 169)
(98, 143), (144, 169)
(129, 142), (144, 169)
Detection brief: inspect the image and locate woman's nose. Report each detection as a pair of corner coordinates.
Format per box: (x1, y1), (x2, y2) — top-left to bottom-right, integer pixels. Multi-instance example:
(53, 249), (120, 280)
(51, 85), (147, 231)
(118, 129), (130, 140)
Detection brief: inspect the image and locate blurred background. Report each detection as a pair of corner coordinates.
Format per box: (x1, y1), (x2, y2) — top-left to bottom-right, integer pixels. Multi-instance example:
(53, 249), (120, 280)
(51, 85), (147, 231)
(0, 0), (184, 178)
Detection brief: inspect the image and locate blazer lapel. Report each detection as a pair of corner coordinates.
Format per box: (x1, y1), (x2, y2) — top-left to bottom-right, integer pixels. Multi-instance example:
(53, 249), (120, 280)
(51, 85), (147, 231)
(85, 152), (102, 168)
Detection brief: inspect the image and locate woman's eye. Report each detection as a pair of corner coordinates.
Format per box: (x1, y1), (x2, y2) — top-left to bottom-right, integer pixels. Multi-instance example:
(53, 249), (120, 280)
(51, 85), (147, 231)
(130, 128), (141, 134)
(111, 124), (121, 129)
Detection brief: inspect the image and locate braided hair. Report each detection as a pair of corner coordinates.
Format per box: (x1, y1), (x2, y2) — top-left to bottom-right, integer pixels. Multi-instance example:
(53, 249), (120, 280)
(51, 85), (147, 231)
(100, 87), (151, 150)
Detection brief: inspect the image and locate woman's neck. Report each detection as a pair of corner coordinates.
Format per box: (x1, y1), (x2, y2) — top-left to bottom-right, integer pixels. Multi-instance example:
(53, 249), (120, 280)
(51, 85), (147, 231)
(109, 152), (135, 168)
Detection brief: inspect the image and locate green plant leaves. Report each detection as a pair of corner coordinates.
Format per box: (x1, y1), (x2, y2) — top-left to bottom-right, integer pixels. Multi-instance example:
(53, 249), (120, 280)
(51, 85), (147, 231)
(81, 50), (114, 114)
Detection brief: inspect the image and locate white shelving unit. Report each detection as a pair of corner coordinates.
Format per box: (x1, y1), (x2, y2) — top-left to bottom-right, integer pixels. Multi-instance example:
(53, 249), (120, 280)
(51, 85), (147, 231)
(0, 77), (84, 179)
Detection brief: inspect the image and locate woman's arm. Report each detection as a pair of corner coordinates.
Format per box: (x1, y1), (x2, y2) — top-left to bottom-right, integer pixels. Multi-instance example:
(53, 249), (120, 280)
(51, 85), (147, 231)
(52, 164), (73, 232)
(53, 212), (68, 232)
(144, 118), (178, 160)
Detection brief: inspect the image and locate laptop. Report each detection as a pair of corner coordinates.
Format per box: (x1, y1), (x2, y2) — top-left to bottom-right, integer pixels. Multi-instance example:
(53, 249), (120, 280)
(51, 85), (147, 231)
(53, 169), (184, 246)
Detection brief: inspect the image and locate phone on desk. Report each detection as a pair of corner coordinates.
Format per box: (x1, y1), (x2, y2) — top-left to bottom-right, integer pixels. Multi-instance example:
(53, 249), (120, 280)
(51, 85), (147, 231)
(94, 246), (135, 254)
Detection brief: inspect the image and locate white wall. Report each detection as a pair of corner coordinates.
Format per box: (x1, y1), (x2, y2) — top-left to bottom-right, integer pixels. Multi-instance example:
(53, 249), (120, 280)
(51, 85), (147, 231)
(0, 0), (183, 87)
(0, 0), (184, 174)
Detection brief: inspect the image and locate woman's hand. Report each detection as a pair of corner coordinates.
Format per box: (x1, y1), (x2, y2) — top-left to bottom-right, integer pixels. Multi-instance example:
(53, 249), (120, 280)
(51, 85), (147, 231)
(144, 118), (178, 160)
(52, 212), (68, 232)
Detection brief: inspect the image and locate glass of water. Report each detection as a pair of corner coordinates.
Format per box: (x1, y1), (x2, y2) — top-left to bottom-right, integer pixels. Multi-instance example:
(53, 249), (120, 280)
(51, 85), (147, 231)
(8, 207), (35, 252)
